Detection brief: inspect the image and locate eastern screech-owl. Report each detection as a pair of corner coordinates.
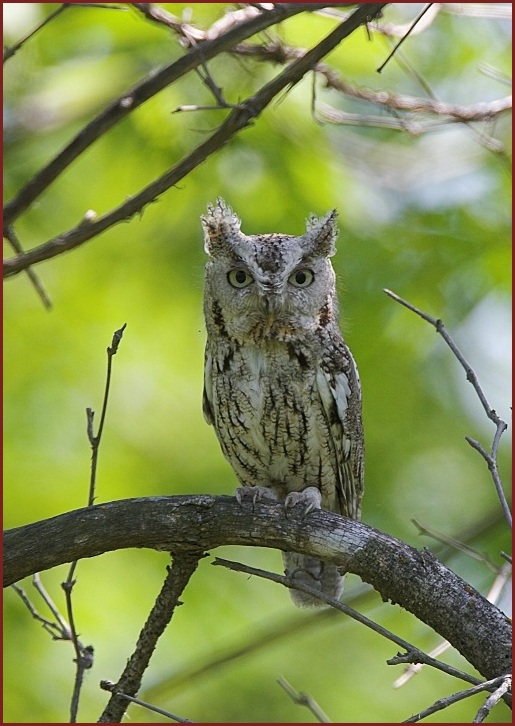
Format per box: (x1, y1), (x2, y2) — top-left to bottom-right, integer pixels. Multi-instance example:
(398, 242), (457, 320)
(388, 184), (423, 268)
(202, 198), (364, 607)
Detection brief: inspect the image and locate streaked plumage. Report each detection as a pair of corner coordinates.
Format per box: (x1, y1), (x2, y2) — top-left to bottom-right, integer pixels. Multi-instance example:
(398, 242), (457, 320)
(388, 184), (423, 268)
(202, 198), (364, 606)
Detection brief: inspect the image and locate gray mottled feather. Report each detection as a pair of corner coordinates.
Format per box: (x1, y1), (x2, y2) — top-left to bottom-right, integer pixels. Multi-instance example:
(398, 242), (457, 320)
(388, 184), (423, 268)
(202, 199), (364, 607)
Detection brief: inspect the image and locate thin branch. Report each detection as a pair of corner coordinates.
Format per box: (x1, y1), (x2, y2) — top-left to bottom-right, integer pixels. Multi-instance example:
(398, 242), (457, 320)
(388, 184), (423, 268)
(212, 557), (484, 688)
(443, 3), (513, 19)
(403, 675), (509, 723)
(143, 587), (368, 702)
(3, 4), (386, 278)
(2, 3), (333, 228)
(315, 95), (511, 129)
(98, 553), (203, 723)
(473, 675), (512, 723)
(377, 4), (435, 73)
(11, 582), (65, 640)
(383, 289), (511, 529)
(87, 323), (127, 505)
(319, 4), (442, 38)
(3, 4), (69, 63)
(3, 4), (126, 63)
(131, 3), (205, 41)
(32, 572), (72, 637)
(3, 226), (52, 309)
(61, 570), (92, 723)
(60, 325), (127, 721)
(411, 519), (498, 572)
(232, 38), (511, 125)
(99, 680), (193, 723)
(277, 676), (331, 723)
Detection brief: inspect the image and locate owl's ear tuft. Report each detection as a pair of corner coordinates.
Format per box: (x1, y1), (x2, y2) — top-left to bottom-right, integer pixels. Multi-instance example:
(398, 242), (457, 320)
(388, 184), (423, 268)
(305, 209), (338, 258)
(202, 198), (242, 256)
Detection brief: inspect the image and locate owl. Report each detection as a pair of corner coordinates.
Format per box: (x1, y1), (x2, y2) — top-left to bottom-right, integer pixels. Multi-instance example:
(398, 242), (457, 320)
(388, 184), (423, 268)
(202, 198), (364, 607)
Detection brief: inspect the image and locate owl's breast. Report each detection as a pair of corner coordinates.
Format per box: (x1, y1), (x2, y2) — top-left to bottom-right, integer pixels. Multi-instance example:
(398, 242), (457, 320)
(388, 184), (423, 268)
(207, 341), (342, 508)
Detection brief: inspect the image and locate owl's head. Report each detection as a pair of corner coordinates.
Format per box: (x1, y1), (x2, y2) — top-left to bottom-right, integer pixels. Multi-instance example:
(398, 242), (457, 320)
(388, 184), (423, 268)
(202, 198), (340, 342)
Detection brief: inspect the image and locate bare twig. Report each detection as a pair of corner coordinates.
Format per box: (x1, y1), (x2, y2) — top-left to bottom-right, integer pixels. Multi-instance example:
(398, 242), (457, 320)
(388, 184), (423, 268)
(142, 589), (364, 701)
(403, 675), (510, 723)
(232, 37), (511, 129)
(411, 519), (498, 572)
(100, 680), (193, 723)
(443, 3), (512, 19)
(131, 3), (205, 41)
(11, 581), (66, 640)
(32, 573), (72, 638)
(473, 675), (512, 722)
(3, 4), (69, 63)
(3, 226), (51, 309)
(277, 676), (331, 723)
(377, 4), (435, 73)
(62, 324), (126, 721)
(98, 553), (203, 723)
(61, 568), (92, 723)
(3, 4), (125, 63)
(12, 568), (96, 712)
(212, 557), (484, 688)
(87, 323), (127, 505)
(383, 289), (511, 529)
(316, 95), (511, 130)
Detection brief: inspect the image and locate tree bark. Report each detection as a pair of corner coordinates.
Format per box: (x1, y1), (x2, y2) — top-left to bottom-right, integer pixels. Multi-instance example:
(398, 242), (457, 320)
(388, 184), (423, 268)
(4, 494), (511, 681)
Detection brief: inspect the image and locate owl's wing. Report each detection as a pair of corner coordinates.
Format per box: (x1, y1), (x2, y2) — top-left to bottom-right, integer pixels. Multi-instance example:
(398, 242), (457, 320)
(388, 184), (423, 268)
(203, 349), (215, 426)
(316, 344), (364, 521)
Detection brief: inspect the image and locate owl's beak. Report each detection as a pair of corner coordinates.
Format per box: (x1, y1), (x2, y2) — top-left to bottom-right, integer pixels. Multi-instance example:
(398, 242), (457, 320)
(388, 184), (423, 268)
(262, 291), (282, 326)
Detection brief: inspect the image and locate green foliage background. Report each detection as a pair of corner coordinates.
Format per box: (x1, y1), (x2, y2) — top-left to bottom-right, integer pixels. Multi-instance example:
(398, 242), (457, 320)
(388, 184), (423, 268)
(4, 3), (511, 723)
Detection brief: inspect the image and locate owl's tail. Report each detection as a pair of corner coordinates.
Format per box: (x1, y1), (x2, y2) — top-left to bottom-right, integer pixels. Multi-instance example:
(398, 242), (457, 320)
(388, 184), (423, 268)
(282, 552), (344, 608)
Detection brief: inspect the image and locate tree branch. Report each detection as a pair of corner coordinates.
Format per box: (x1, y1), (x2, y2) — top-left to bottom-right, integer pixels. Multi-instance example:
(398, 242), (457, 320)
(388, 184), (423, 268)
(383, 288), (511, 529)
(3, 495), (511, 682)
(98, 552), (202, 723)
(2, 3), (337, 229)
(3, 3), (386, 278)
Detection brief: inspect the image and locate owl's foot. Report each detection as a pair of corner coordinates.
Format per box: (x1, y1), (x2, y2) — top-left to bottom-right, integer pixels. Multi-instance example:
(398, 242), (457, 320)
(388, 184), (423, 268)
(284, 486), (322, 517)
(235, 485), (279, 509)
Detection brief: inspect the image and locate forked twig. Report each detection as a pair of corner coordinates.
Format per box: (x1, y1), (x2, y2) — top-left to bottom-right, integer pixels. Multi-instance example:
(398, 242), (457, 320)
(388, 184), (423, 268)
(277, 676), (331, 723)
(63, 324), (126, 721)
(86, 323), (127, 506)
(403, 675), (510, 723)
(212, 557), (484, 688)
(473, 675), (512, 723)
(98, 553), (203, 723)
(383, 289), (510, 528)
(4, 4), (386, 277)
(3, 226), (51, 309)
(100, 680), (193, 723)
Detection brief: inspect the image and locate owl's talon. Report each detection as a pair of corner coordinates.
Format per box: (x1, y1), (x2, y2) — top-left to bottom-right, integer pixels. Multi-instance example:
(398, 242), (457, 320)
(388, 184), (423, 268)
(284, 486), (322, 518)
(235, 485), (278, 509)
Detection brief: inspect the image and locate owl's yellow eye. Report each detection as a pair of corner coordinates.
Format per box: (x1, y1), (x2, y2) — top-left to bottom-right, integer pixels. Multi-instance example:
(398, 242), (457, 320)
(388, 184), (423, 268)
(289, 269), (314, 288)
(227, 268), (254, 288)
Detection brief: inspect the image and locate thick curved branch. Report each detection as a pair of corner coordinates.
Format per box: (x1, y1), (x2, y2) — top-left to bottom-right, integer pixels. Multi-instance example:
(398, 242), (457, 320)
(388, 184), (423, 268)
(3, 494), (511, 682)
